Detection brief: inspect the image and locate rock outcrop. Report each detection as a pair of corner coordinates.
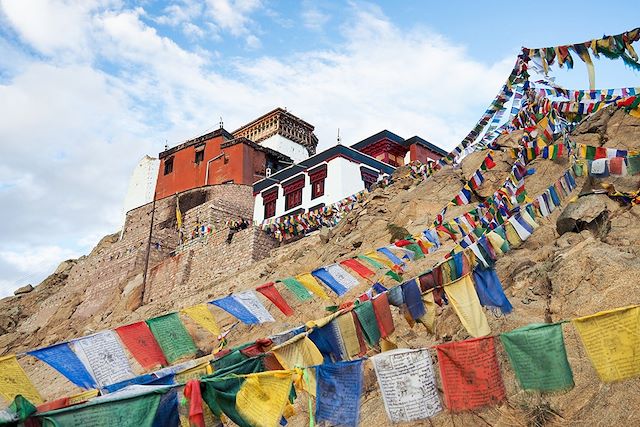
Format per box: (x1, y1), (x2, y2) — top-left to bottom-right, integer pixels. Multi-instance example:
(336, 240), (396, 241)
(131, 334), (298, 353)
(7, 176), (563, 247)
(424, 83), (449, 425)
(1, 105), (639, 425)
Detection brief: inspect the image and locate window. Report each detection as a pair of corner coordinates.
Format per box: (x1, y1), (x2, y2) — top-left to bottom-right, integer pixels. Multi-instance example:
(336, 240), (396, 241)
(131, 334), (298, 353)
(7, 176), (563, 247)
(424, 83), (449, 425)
(308, 164), (327, 200)
(282, 175), (305, 211)
(312, 180), (324, 198)
(264, 200), (276, 219)
(195, 150), (204, 164)
(262, 188), (278, 219)
(164, 157), (174, 175)
(361, 167), (379, 191)
(285, 190), (302, 210)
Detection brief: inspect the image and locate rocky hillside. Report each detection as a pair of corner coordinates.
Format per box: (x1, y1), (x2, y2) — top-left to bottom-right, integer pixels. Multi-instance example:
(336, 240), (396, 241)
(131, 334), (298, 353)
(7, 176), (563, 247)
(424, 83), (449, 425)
(1, 105), (640, 426)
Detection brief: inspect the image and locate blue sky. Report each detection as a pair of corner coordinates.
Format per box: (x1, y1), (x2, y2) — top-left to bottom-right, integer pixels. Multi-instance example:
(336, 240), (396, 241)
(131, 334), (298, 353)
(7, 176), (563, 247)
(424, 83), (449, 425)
(0, 0), (638, 297)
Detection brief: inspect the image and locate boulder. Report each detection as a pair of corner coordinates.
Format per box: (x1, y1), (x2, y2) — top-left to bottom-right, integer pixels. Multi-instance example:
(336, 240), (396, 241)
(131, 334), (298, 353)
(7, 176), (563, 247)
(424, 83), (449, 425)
(556, 194), (611, 236)
(13, 284), (34, 295)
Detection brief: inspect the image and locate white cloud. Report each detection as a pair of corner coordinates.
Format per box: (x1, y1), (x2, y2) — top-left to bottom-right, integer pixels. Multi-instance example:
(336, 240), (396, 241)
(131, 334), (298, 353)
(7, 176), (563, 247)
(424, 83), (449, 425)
(0, 245), (79, 274)
(0, 0), (513, 297)
(302, 4), (330, 32)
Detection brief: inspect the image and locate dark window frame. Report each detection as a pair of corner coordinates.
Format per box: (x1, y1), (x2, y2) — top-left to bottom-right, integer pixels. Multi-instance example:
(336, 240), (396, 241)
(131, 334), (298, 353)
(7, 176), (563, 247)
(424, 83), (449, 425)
(308, 164), (327, 200)
(164, 157), (174, 175)
(282, 175), (305, 211)
(195, 150), (205, 164)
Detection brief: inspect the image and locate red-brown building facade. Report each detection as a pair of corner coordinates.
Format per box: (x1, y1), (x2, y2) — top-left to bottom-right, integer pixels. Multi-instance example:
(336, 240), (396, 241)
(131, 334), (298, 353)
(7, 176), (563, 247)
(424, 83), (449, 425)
(154, 109), (318, 200)
(350, 130), (447, 167)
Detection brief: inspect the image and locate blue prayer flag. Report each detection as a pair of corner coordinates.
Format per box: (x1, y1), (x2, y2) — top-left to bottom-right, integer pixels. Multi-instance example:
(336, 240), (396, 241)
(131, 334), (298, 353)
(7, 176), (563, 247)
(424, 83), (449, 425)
(377, 248), (405, 266)
(28, 343), (97, 389)
(401, 279), (426, 320)
(316, 360), (363, 427)
(472, 266), (513, 314)
(311, 268), (348, 296)
(210, 296), (259, 324)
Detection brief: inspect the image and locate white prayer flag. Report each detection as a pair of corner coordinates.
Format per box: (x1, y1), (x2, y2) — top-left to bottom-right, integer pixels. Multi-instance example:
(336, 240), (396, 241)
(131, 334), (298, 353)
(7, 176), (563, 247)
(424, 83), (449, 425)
(73, 330), (134, 388)
(325, 264), (359, 290)
(372, 348), (441, 422)
(234, 291), (275, 323)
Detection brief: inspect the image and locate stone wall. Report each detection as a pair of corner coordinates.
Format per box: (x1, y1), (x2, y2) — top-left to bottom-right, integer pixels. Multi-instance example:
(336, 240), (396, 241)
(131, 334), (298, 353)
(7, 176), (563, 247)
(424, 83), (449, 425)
(145, 226), (279, 304)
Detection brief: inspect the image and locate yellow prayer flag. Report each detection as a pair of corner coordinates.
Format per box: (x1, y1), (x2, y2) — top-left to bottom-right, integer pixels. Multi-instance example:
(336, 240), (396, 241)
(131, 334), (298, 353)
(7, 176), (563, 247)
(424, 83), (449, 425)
(444, 275), (491, 338)
(67, 389), (99, 405)
(335, 313), (361, 359)
(296, 273), (329, 300)
(181, 303), (220, 336)
(364, 251), (396, 269)
(0, 354), (42, 404)
(422, 293), (437, 334)
(176, 200), (183, 229)
(273, 336), (323, 396)
(236, 370), (294, 427)
(578, 144), (587, 159)
(175, 361), (213, 384)
(504, 222), (522, 247)
(486, 231), (506, 256)
(572, 305), (640, 382)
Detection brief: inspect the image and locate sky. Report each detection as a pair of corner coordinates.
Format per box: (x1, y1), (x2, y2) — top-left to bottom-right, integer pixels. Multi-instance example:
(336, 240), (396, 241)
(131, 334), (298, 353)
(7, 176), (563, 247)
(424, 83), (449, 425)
(0, 0), (639, 297)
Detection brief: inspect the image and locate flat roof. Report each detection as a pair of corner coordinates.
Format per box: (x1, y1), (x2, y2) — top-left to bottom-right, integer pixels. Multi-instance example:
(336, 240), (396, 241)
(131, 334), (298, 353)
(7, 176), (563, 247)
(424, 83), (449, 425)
(159, 128), (234, 159)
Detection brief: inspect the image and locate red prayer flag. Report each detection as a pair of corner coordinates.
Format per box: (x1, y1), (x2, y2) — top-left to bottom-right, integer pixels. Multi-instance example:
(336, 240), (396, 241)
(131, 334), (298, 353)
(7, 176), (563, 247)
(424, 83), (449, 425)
(239, 338), (273, 357)
(184, 380), (205, 427)
(256, 282), (294, 316)
(484, 154), (496, 169)
(115, 321), (168, 369)
(371, 293), (394, 338)
(436, 336), (506, 412)
(595, 146), (607, 160)
(340, 258), (375, 279)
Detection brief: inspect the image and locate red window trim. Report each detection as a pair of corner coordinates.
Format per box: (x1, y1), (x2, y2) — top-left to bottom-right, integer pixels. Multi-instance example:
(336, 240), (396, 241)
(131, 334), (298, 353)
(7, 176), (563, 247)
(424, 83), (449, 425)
(264, 200), (276, 219)
(285, 189), (303, 210)
(262, 188), (278, 205)
(311, 179), (324, 199)
(308, 164), (327, 183)
(282, 175), (305, 194)
(360, 166), (379, 184)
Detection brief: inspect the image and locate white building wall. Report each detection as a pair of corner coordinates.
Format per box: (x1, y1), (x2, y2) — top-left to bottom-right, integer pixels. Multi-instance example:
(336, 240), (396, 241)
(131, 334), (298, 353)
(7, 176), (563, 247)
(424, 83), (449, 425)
(121, 155), (160, 225)
(260, 134), (309, 163)
(253, 157), (377, 223)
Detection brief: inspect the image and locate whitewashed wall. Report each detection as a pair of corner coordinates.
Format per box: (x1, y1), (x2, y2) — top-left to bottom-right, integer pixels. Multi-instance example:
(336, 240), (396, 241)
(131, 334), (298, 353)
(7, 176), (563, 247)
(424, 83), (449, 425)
(253, 156), (380, 223)
(121, 155), (160, 225)
(260, 134), (309, 163)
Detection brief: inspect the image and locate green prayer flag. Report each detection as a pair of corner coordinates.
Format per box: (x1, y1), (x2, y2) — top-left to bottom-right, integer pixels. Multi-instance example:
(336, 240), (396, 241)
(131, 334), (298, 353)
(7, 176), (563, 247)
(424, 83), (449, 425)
(357, 255), (384, 270)
(0, 395), (36, 425)
(585, 145), (596, 160)
(354, 301), (381, 347)
(404, 243), (424, 260)
(500, 323), (574, 391)
(385, 270), (403, 283)
(280, 278), (313, 301)
(628, 155), (640, 176)
(39, 387), (167, 427)
(146, 313), (197, 363)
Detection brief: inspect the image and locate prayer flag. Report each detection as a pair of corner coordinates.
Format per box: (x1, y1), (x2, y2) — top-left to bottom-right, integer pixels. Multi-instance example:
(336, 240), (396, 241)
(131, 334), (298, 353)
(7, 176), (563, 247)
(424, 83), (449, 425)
(377, 248), (405, 267)
(38, 385), (176, 427)
(115, 322), (168, 370)
(28, 343), (97, 389)
(572, 306), (640, 382)
(181, 303), (221, 336)
(500, 323), (574, 391)
(326, 264), (360, 292)
(372, 293), (394, 338)
(279, 277), (312, 301)
(340, 258), (375, 279)
(272, 335), (323, 396)
(312, 267), (350, 296)
(212, 291), (275, 324)
(436, 336), (506, 411)
(235, 371), (295, 427)
(316, 360), (363, 427)
(296, 273), (330, 300)
(401, 279), (426, 321)
(335, 313), (362, 359)
(353, 300), (381, 347)
(0, 355), (42, 404)
(372, 349), (441, 422)
(472, 266), (512, 314)
(73, 330), (134, 389)
(146, 313), (198, 363)
(256, 282), (294, 316)
(444, 275), (491, 337)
